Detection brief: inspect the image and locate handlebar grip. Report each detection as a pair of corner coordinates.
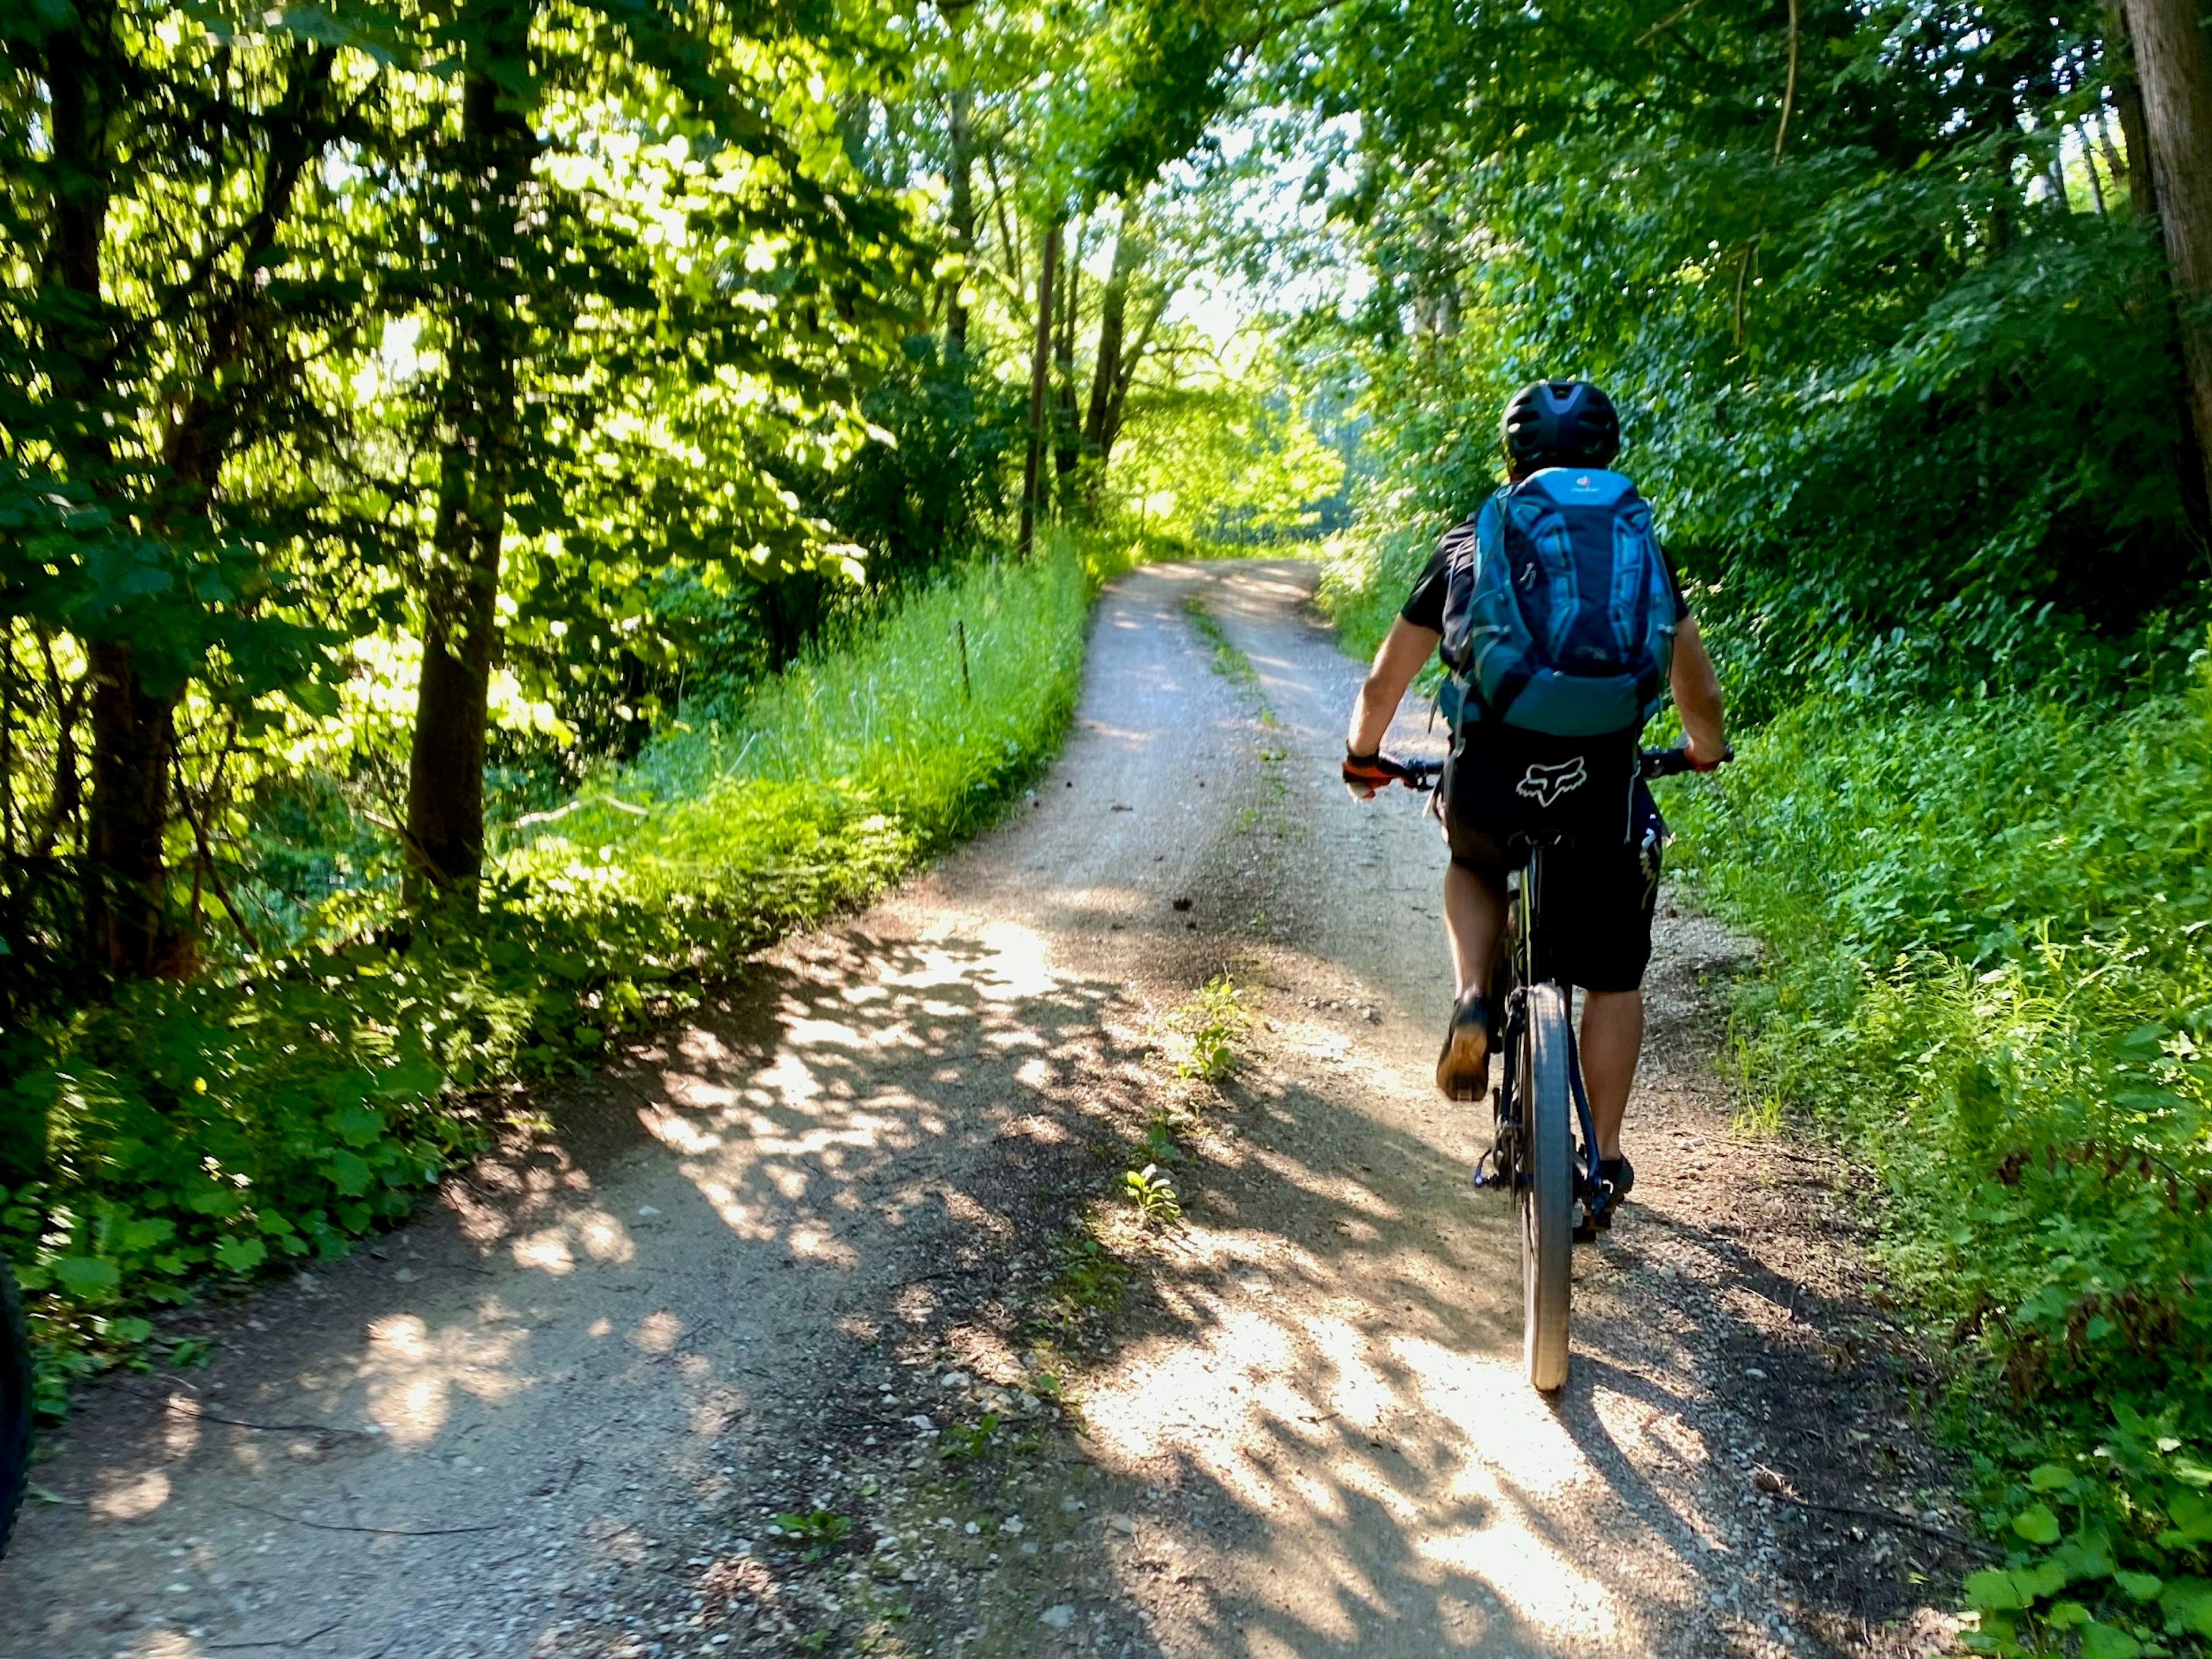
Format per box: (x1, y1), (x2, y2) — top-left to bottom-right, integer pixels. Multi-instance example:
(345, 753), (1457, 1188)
(1640, 744), (1732, 778)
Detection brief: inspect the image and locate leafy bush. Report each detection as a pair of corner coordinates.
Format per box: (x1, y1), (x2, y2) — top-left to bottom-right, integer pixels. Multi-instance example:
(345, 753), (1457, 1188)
(4, 537), (1116, 1406)
(1665, 647), (2212, 1649)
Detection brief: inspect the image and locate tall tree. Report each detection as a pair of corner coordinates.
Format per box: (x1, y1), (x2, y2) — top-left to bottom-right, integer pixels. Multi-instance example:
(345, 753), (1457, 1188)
(391, 0), (915, 902)
(946, 86), (977, 357)
(402, 0), (535, 902)
(5, 2), (357, 974)
(1083, 210), (1144, 501)
(1054, 220), (1084, 486)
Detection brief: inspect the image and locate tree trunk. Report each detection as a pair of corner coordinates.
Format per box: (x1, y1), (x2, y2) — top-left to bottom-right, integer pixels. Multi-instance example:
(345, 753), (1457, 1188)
(1054, 222), (1082, 486)
(1100, 291), (1171, 468)
(44, 15), (176, 974)
(1017, 210), (1062, 559)
(1082, 217), (1142, 508)
(85, 643), (176, 974)
(2128, 0), (2212, 509)
(2107, 1), (2164, 217)
(945, 89), (974, 357)
(404, 21), (531, 904)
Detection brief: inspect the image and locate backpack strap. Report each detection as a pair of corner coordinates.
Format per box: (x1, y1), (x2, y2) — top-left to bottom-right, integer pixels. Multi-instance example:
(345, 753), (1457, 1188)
(1469, 483), (1535, 721)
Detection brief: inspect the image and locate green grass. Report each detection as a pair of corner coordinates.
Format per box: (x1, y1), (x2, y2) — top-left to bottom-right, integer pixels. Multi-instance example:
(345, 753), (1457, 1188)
(2, 532), (1134, 1407)
(501, 541), (1096, 933)
(1664, 660), (2212, 1655)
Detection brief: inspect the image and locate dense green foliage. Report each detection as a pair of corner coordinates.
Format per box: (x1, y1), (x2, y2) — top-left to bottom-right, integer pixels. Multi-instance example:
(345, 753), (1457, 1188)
(1283, 0), (2207, 714)
(1661, 665), (2212, 1653)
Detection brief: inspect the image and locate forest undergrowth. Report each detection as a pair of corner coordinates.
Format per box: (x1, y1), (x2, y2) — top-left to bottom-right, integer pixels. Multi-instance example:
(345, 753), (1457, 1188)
(0, 532), (1139, 1414)
(1662, 669), (2212, 1657)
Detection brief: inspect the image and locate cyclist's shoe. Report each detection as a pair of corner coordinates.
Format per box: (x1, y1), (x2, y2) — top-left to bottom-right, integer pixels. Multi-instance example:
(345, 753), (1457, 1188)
(1434, 990), (1493, 1101)
(1589, 1153), (1635, 1231)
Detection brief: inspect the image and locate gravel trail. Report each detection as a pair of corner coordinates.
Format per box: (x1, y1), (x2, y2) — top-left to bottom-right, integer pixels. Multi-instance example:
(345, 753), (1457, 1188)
(0, 561), (1965, 1659)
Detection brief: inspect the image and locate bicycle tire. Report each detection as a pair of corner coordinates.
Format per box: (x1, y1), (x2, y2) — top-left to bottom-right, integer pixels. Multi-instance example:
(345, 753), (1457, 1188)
(0, 1255), (29, 1559)
(1519, 981), (1574, 1392)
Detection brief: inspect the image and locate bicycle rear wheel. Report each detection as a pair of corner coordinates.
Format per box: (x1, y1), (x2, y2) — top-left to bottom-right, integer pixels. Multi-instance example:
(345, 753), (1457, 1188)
(1518, 982), (1574, 1392)
(1, 1255), (29, 1558)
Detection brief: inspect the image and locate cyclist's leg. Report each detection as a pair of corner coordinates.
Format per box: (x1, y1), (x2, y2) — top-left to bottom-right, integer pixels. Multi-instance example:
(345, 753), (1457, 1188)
(1554, 782), (1665, 1157)
(1436, 766), (1512, 1096)
(1442, 859), (1503, 998)
(1580, 990), (1643, 1157)
(1438, 747), (1510, 997)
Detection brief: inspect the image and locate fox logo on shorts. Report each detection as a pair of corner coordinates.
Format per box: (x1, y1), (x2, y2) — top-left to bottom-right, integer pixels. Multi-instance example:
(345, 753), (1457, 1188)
(1516, 756), (1588, 808)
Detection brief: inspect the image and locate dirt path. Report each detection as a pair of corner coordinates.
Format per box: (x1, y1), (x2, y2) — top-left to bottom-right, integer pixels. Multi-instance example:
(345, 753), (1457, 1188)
(0, 562), (1968, 1659)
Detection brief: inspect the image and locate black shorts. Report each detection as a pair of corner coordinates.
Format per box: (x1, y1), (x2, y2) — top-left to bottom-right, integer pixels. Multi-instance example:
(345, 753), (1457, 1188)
(1440, 727), (1665, 994)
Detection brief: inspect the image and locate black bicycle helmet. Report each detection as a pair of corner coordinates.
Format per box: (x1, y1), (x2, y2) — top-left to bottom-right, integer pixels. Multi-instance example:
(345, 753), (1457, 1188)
(1501, 380), (1620, 471)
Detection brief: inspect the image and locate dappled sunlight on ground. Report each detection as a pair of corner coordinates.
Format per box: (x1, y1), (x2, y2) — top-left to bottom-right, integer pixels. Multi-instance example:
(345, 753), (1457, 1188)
(1078, 993), (1721, 1657)
(361, 1309), (534, 1446)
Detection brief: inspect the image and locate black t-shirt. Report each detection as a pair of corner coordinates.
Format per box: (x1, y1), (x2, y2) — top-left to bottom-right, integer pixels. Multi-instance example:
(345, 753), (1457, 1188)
(1399, 518), (1692, 633)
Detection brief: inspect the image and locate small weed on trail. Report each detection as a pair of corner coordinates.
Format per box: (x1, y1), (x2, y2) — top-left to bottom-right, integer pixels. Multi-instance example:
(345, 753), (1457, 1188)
(769, 1508), (853, 1562)
(1177, 973), (1246, 1082)
(1122, 1164), (1184, 1226)
(937, 1414), (999, 1461)
(1035, 1227), (1131, 1339)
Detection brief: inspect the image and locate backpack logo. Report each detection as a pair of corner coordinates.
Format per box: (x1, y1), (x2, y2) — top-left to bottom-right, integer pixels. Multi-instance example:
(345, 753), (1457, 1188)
(1516, 756), (1588, 808)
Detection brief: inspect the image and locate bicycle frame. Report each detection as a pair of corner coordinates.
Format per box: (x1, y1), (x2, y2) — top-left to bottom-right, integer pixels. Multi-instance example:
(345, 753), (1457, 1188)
(1496, 845), (1604, 1204)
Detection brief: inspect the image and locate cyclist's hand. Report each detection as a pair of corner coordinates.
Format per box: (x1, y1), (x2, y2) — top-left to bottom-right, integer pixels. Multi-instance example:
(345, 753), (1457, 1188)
(1343, 749), (1407, 801)
(1684, 740), (1732, 773)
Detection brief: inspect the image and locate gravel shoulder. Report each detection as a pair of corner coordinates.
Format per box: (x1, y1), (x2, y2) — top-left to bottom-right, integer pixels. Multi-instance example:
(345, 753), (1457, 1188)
(0, 560), (1969, 1659)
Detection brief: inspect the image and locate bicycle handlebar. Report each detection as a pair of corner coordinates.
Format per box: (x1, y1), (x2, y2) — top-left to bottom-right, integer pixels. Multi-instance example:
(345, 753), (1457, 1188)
(1638, 743), (1733, 778)
(1369, 747), (1729, 791)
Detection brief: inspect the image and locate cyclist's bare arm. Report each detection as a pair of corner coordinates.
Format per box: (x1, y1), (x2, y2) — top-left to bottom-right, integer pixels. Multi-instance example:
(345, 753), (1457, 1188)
(1671, 618), (1728, 764)
(1348, 618), (1441, 755)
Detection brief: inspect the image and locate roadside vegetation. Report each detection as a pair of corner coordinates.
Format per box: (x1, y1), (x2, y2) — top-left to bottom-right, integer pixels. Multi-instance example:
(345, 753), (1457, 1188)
(1664, 674), (2212, 1656)
(2, 536), (1113, 1406)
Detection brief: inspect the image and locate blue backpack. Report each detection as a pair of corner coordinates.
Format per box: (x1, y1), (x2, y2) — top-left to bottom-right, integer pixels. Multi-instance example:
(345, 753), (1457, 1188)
(1435, 467), (1679, 737)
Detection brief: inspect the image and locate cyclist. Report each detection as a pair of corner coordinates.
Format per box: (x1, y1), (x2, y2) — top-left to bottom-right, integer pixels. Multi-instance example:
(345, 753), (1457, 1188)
(1340, 380), (1728, 1224)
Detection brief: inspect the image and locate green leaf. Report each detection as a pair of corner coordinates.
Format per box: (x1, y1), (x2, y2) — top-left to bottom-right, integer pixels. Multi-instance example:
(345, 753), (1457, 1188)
(1965, 1569), (2032, 1611)
(50, 1256), (121, 1297)
(2027, 1463), (2075, 1491)
(2081, 1623), (2145, 1659)
(330, 1104), (386, 1149)
(118, 1215), (177, 1253)
(2011, 1502), (2062, 1545)
(2114, 1571), (2163, 1603)
(2159, 1577), (2212, 1638)
(213, 1236), (268, 1274)
(328, 1150), (373, 1198)
(2162, 1492), (2212, 1544)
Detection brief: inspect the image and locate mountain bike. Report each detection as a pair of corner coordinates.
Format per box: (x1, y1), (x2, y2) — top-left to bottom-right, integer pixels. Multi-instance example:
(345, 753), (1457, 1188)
(1383, 744), (1714, 1393)
(1, 1249), (28, 1558)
